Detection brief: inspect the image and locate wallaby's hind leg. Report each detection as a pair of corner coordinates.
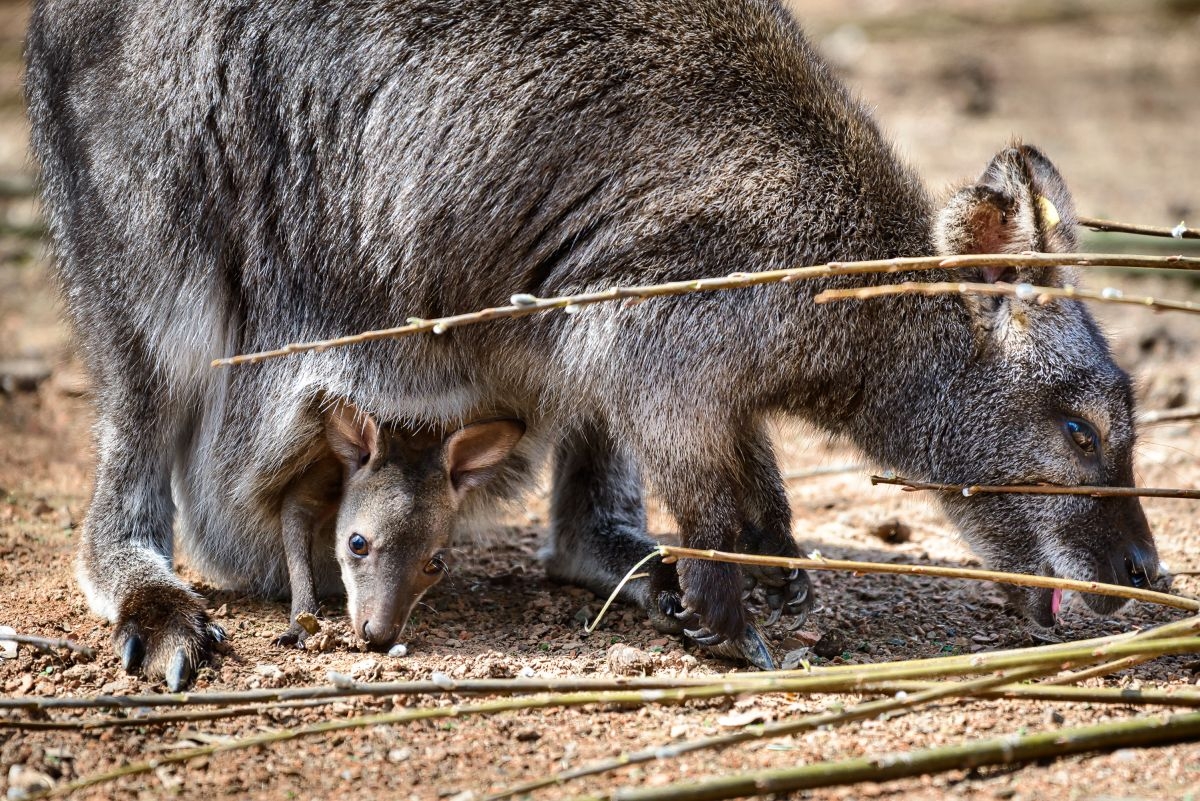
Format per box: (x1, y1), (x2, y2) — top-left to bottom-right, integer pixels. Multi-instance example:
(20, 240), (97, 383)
(77, 374), (222, 691)
(736, 423), (814, 627)
(542, 422), (683, 635)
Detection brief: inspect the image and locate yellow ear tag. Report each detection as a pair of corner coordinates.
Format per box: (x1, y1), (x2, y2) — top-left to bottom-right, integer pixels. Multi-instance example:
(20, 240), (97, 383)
(1037, 195), (1061, 228)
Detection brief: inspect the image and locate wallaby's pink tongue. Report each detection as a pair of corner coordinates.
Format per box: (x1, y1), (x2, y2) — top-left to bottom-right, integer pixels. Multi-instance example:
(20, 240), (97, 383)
(1051, 588), (1063, 617)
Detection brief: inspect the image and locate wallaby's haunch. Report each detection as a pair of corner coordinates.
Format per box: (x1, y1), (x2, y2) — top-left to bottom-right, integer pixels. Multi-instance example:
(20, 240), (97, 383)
(277, 403), (525, 649)
(26, 0), (1158, 689)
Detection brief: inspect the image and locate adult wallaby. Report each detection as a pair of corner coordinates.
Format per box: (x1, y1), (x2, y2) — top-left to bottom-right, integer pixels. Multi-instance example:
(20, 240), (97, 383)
(270, 402), (525, 649)
(27, 0), (1158, 689)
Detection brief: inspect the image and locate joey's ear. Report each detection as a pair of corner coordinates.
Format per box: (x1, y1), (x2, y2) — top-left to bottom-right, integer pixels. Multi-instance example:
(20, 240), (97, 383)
(444, 419), (525, 496)
(324, 402), (383, 473)
(935, 144), (1078, 283)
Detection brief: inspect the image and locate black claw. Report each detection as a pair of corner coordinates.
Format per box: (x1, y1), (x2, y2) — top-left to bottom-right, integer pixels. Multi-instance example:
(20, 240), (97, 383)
(208, 623), (227, 643)
(659, 593), (685, 619)
(165, 648), (191, 692)
(121, 634), (145, 673)
(783, 568), (800, 581)
(764, 606), (783, 626)
(685, 627), (726, 647)
(706, 624), (776, 670)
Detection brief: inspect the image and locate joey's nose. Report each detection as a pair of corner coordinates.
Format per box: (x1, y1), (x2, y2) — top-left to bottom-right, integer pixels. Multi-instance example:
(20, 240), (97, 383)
(361, 620), (397, 646)
(1124, 544), (1159, 589)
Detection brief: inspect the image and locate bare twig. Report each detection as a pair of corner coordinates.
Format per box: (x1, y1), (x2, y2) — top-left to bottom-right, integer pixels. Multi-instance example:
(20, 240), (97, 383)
(815, 280), (1200, 314)
(0, 698), (336, 731)
(0, 633), (96, 659)
(860, 681), (1200, 708)
(575, 711), (1200, 801)
(27, 634), (1200, 798)
(487, 622), (1200, 800)
(1138, 406), (1200, 426)
(657, 546), (1200, 612)
(1078, 215), (1200, 240)
(212, 253), (1200, 367)
(781, 463), (865, 481)
(870, 473), (1200, 500)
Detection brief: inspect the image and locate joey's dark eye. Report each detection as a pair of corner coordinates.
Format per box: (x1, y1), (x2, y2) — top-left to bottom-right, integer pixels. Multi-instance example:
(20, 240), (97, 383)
(423, 555), (448, 576)
(1065, 419), (1098, 455)
(348, 533), (369, 557)
(999, 211), (1008, 225)
(357, 451), (370, 468)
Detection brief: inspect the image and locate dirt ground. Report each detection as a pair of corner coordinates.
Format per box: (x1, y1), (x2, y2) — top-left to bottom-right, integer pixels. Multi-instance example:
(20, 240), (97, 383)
(2, 1), (1200, 799)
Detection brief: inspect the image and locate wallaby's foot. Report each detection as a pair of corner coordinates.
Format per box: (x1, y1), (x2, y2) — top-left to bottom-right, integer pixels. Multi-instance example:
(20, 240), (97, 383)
(114, 585), (224, 691)
(671, 560), (776, 670)
(743, 565), (814, 628)
(273, 624), (308, 649)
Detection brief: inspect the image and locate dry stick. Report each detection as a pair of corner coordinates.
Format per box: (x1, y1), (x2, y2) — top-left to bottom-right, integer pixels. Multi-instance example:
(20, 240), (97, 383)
(0, 631), (1141, 713)
(1078, 215), (1200, 240)
(815, 280), (1200, 315)
(211, 253), (1200, 367)
(656, 546), (1200, 613)
(0, 633), (96, 659)
(869, 473), (1200, 500)
(858, 681), (1200, 708)
(485, 663), (1062, 801)
(7, 634), (1196, 728)
(781, 463), (865, 481)
(485, 624), (1200, 801)
(28, 637), (1200, 799)
(0, 698), (339, 732)
(1139, 406), (1200, 426)
(578, 711), (1200, 801)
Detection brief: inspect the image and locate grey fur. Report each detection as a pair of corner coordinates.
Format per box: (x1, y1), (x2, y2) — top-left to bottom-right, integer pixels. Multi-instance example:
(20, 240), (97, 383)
(26, 0), (1157, 684)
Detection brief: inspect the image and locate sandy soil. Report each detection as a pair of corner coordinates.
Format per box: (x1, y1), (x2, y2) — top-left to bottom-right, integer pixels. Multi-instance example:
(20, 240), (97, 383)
(2, 2), (1200, 799)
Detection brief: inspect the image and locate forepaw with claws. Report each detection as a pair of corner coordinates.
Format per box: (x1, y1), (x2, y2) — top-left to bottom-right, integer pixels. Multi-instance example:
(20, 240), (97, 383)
(114, 585), (225, 691)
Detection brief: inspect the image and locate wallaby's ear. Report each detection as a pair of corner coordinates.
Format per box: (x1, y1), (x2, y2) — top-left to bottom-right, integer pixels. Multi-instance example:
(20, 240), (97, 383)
(444, 419), (525, 496)
(324, 402), (383, 474)
(934, 143), (1078, 285)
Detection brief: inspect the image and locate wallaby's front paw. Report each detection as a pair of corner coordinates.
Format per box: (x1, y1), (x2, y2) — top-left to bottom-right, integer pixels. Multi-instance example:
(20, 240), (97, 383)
(743, 566), (814, 628)
(273, 626), (308, 649)
(114, 585), (224, 691)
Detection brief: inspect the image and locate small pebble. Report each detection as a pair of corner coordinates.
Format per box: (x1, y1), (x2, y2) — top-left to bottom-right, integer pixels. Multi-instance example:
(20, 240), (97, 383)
(387, 643), (408, 658)
(0, 626), (17, 660)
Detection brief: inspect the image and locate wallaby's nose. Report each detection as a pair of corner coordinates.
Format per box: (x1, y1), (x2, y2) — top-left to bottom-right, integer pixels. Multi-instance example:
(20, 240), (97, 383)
(361, 619), (397, 646)
(1124, 543), (1159, 589)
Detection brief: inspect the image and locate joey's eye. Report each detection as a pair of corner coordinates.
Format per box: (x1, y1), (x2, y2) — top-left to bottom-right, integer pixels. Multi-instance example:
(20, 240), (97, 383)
(999, 211), (1008, 225)
(357, 451), (370, 468)
(423, 555), (448, 576)
(347, 533), (369, 557)
(1065, 419), (1099, 455)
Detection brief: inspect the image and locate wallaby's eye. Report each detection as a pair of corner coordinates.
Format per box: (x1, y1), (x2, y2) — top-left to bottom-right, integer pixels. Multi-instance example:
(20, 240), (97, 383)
(1065, 419), (1099, 456)
(348, 533), (369, 557)
(423, 554), (448, 576)
(357, 451), (370, 468)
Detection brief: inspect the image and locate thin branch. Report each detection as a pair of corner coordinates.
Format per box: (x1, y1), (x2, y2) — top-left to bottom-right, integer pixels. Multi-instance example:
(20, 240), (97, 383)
(870, 473), (1200, 500)
(658, 546), (1200, 612)
(0, 633), (96, 659)
(27, 634), (1200, 798)
(211, 253), (1200, 367)
(815, 280), (1200, 314)
(0, 699), (337, 731)
(486, 663), (1062, 800)
(1138, 406), (1200, 426)
(781, 463), (865, 481)
(860, 681), (1200, 708)
(485, 624), (1200, 800)
(1078, 215), (1200, 241)
(578, 711), (1200, 801)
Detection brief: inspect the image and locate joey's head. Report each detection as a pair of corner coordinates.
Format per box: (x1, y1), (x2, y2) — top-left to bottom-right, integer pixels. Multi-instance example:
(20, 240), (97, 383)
(324, 404), (525, 647)
(927, 144), (1159, 627)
